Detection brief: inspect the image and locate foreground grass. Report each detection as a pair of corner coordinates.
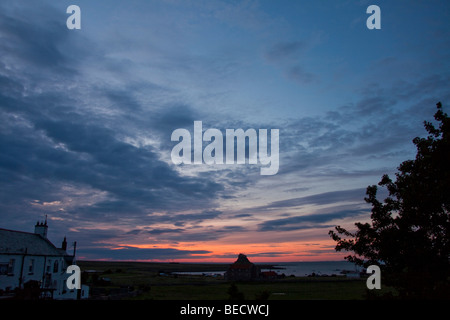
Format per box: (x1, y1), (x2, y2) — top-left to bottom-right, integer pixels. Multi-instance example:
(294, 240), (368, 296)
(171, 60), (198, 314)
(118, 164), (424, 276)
(77, 260), (394, 300)
(131, 279), (370, 300)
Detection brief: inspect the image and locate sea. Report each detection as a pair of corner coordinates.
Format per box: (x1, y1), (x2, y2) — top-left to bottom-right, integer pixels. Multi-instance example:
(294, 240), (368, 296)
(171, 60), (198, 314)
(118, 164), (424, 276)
(174, 261), (362, 277)
(262, 261), (362, 277)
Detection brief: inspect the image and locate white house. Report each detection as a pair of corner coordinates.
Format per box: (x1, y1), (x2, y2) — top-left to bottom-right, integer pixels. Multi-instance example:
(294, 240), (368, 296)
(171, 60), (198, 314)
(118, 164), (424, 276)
(0, 220), (89, 299)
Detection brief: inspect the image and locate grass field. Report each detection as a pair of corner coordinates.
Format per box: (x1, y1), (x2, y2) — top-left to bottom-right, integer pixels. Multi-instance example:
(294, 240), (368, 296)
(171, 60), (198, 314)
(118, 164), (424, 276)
(76, 260), (389, 300)
(131, 279), (370, 300)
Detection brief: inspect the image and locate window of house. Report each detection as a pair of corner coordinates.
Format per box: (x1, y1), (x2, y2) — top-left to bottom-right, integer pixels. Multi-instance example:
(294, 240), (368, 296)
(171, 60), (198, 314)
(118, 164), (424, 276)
(28, 259), (34, 275)
(8, 259), (15, 275)
(47, 259), (52, 273)
(0, 263), (8, 275)
(53, 260), (59, 273)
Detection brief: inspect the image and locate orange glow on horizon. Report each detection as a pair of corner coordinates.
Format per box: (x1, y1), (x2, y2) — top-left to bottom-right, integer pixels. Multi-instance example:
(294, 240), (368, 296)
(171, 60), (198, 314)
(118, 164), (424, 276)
(99, 239), (347, 263)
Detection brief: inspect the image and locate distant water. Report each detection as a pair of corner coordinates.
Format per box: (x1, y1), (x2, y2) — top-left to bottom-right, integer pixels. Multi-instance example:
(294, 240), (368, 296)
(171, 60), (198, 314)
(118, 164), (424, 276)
(173, 261), (362, 277)
(262, 261), (362, 277)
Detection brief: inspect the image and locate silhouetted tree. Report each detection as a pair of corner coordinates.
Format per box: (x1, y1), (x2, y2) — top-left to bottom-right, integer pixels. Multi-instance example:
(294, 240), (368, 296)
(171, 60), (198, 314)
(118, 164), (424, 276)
(329, 102), (450, 299)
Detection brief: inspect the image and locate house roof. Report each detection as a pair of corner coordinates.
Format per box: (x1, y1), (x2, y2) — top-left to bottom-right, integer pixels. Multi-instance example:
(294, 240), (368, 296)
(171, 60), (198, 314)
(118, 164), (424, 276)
(229, 263), (254, 270)
(228, 253), (257, 269)
(0, 228), (68, 257)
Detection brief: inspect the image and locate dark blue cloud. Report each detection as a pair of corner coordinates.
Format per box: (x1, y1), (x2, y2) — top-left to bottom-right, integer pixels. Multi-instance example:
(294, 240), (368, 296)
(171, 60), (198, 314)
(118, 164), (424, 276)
(79, 246), (211, 261)
(0, 5), (65, 68)
(138, 224), (248, 242)
(0, 1), (225, 235)
(257, 188), (367, 210)
(258, 208), (368, 232)
(146, 228), (185, 235)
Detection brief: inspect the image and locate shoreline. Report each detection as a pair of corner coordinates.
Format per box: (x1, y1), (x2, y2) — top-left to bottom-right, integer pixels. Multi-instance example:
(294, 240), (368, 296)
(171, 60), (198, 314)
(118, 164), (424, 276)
(77, 260), (283, 273)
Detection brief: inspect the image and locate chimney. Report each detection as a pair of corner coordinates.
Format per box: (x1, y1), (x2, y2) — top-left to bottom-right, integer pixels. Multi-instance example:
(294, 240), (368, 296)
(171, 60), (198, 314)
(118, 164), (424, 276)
(34, 218), (48, 238)
(61, 236), (67, 251)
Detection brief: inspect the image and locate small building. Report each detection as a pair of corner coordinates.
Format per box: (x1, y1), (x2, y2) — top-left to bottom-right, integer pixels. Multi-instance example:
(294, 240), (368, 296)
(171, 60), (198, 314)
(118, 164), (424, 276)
(225, 254), (260, 281)
(261, 271), (278, 280)
(0, 220), (89, 299)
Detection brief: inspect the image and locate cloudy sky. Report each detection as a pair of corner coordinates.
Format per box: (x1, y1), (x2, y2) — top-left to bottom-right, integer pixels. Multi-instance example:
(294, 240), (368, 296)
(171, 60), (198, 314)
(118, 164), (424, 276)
(1, 0), (449, 262)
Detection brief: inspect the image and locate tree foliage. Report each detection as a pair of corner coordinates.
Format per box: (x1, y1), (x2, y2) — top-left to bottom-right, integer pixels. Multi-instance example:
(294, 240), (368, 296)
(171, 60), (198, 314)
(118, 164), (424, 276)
(329, 102), (450, 299)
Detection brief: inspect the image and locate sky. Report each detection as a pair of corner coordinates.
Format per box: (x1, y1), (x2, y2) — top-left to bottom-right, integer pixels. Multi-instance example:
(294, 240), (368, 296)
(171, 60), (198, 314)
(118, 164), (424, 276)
(0, 0), (449, 263)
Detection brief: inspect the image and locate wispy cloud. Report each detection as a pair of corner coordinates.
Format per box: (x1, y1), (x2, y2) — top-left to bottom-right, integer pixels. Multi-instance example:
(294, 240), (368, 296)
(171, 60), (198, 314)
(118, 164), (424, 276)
(257, 208), (368, 232)
(257, 188), (367, 210)
(80, 246), (211, 261)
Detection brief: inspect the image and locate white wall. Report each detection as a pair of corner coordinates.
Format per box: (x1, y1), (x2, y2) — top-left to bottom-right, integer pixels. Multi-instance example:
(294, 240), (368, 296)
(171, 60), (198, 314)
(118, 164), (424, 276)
(0, 254), (82, 299)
